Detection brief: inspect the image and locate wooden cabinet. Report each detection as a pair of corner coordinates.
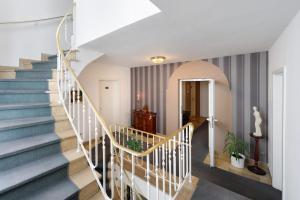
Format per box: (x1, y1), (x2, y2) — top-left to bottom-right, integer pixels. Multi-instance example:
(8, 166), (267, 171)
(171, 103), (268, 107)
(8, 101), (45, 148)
(132, 109), (156, 134)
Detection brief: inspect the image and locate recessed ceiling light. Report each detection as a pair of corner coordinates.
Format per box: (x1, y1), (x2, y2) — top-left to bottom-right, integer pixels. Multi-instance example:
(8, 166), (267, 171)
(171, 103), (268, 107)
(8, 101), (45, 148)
(150, 56), (166, 64)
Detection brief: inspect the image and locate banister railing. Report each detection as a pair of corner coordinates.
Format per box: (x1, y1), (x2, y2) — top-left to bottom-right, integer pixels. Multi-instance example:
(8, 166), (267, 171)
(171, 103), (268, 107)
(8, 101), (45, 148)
(56, 8), (194, 200)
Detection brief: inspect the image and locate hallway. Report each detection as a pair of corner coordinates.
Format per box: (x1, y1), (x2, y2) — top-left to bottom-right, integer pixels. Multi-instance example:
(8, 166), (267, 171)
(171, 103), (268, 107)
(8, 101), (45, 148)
(191, 122), (281, 200)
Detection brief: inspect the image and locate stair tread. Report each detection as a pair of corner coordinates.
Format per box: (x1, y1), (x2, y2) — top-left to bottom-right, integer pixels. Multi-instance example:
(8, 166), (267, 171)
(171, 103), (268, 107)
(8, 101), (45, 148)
(0, 89), (57, 94)
(0, 79), (55, 82)
(0, 102), (61, 110)
(70, 167), (101, 189)
(0, 116), (67, 131)
(22, 167), (100, 200)
(0, 152), (68, 194)
(0, 133), (59, 159)
(15, 69), (56, 72)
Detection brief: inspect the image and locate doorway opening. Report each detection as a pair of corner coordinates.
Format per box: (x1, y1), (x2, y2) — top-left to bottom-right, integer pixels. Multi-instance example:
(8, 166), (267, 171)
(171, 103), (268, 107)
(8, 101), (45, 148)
(179, 79), (216, 167)
(99, 80), (120, 126)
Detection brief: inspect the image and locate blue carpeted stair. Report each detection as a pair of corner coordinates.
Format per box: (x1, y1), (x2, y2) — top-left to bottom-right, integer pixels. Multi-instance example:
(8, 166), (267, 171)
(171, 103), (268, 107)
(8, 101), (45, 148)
(0, 56), (100, 200)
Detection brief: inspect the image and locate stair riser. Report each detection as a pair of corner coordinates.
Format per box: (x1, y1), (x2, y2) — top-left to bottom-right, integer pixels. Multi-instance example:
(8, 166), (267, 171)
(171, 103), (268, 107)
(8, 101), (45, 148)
(0, 81), (56, 90)
(0, 142), (61, 171)
(78, 180), (99, 200)
(0, 167), (78, 199)
(0, 120), (71, 142)
(16, 71), (56, 79)
(32, 62), (57, 70)
(0, 105), (64, 120)
(60, 136), (77, 152)
(0, 93), (58, 104)
(67, 156), (88, 176)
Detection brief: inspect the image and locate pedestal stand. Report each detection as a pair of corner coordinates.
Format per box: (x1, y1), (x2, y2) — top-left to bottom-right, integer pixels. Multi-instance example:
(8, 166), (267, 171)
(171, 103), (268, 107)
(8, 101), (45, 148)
(247, 133), (266, 176)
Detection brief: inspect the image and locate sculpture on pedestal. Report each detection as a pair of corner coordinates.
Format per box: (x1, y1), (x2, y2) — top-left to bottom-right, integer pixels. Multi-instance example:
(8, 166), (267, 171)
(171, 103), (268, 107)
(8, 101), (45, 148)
(253, 106), (262, 137)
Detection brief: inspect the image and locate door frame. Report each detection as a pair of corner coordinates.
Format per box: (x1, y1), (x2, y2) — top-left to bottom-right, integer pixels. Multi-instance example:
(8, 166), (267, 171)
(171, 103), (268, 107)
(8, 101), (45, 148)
(271, 67), (286, 196)
(179, 78), (216, 167)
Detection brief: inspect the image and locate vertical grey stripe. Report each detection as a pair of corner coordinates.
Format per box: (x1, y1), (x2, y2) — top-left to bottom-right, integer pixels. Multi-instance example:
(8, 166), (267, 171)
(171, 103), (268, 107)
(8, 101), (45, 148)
(259, 52), (268, 162)
(244, 54), (251, 154)
(163, 64), (168, 133)
(236, 55), (245, 140)
(156, 65), (161, 132)
(150, 66), (155, 112)
(250, 53), (260, 157)
(145, 66), (149, 107)
(131, 68), (135, 111)
(223, 56), (231, 88)
(134, 68), (138, 109)
(212, 57), (219, 67)
(139, 67), (143, 107)
(231, 55), (238, 135)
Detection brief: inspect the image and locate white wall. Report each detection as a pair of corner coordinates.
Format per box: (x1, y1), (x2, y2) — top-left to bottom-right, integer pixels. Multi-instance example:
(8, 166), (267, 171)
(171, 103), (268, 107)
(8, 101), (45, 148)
(269, 10), (300, 200)
(0, 0), (72, 66)
(78, 59), (131, 125)
(75, 0), (160, 47)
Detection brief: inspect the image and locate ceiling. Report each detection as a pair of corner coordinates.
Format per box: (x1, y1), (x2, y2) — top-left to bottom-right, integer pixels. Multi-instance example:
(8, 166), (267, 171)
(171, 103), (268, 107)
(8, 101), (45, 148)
(83, 0), (300, 67)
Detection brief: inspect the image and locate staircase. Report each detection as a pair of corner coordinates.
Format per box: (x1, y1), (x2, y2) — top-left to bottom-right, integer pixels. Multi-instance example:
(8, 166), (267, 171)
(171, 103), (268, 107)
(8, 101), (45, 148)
(0, 7), (197, 200)
(0, 56), (103, 200)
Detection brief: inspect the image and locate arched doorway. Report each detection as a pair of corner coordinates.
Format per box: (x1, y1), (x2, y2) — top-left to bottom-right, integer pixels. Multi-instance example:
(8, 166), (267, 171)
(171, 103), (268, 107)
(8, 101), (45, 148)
(166, 61), (232, 157)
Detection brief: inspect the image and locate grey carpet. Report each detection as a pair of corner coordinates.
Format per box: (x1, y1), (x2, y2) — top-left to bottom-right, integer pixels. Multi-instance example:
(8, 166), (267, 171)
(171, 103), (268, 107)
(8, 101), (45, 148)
(191, 122), (282, 200)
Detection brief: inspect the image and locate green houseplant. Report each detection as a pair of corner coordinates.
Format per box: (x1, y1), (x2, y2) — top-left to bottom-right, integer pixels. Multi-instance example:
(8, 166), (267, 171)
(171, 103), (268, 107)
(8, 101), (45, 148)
(223, 132), (248, 168)
(127, 139), (143, 152)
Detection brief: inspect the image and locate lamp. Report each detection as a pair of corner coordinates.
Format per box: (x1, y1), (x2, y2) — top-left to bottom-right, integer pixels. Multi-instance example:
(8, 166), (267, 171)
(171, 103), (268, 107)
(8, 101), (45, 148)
(150, 56), (166, 64)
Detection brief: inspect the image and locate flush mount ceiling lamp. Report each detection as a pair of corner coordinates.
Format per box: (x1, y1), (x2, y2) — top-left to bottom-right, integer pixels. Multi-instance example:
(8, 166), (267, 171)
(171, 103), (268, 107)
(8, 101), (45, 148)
(150, 56), (166, 64)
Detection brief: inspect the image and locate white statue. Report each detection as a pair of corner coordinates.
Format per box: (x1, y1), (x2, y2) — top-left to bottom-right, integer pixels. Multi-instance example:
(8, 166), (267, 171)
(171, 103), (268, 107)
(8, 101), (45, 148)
(253, 106), (262, 137)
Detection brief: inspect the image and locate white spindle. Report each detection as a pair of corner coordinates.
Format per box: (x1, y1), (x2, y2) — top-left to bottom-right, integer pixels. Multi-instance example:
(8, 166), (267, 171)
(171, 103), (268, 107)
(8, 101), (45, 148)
(68, 72), (71, 114)
(146, 154), (150, 199)
(155, 148), (159, 200)
(82, 98), (85, 141)
(162, 144), (166, 199)
(88, 106), (92, 157)
(72, 85), (75, 120)
(110, 142), (114, 199)
(120, 150), (124, 200)
(102, 127), (106, 191)
(189, 126), (192, 182)
(131, 155), (136, 200)
(182, 129), (185, 178)
(64, 68), (67, 101)
(173, 136), (177, 190)
(168, 140), (172, 197)
(94, 116), (98, 167)
(76, 84), (80, 152)
(185, 127), (188, 178)
(178, 131), (182, 185)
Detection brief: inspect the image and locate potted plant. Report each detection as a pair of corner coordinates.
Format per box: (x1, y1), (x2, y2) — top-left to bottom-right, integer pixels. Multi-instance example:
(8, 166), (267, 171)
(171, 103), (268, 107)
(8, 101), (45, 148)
(127, 139), (143, 152)
(223, 132), (248, 169)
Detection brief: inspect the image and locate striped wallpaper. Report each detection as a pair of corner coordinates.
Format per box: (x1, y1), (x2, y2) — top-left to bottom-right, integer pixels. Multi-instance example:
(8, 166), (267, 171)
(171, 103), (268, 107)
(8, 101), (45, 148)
(131, 51), (268, 161)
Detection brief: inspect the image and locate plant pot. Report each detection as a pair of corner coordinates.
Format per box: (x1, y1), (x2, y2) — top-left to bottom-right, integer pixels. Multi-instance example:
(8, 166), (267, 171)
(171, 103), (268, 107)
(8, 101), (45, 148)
(231, 153), (245, 169)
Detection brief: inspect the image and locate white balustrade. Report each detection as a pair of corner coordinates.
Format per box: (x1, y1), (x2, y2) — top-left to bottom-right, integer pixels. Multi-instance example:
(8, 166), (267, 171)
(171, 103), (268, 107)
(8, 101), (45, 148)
(56, 8), (194, 200)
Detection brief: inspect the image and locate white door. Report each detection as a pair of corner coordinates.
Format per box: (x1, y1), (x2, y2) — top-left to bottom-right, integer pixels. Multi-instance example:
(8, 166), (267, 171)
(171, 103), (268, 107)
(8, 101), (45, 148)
(272, 72), (284, 191)
(207, 80), (216, 167)
(99, 80), (120, 126)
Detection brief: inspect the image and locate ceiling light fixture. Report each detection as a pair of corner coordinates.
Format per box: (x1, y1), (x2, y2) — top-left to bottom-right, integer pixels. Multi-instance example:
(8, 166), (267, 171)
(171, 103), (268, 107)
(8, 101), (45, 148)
(150, 56), (166, 64)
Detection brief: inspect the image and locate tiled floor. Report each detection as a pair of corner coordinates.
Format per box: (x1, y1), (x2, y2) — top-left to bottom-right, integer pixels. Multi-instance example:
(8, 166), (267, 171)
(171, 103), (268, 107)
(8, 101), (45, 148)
(191, 122), (282, 200)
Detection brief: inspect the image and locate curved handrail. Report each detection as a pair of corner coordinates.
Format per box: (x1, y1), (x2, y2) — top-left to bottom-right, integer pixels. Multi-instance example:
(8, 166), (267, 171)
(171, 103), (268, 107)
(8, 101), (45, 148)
(56, 10), (193, 157)
(56, 8), (194, 200)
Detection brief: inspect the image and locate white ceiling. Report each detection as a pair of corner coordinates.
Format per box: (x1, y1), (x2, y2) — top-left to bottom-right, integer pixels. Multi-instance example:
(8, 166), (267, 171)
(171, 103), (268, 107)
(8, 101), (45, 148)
(83, 0), (300, 67)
